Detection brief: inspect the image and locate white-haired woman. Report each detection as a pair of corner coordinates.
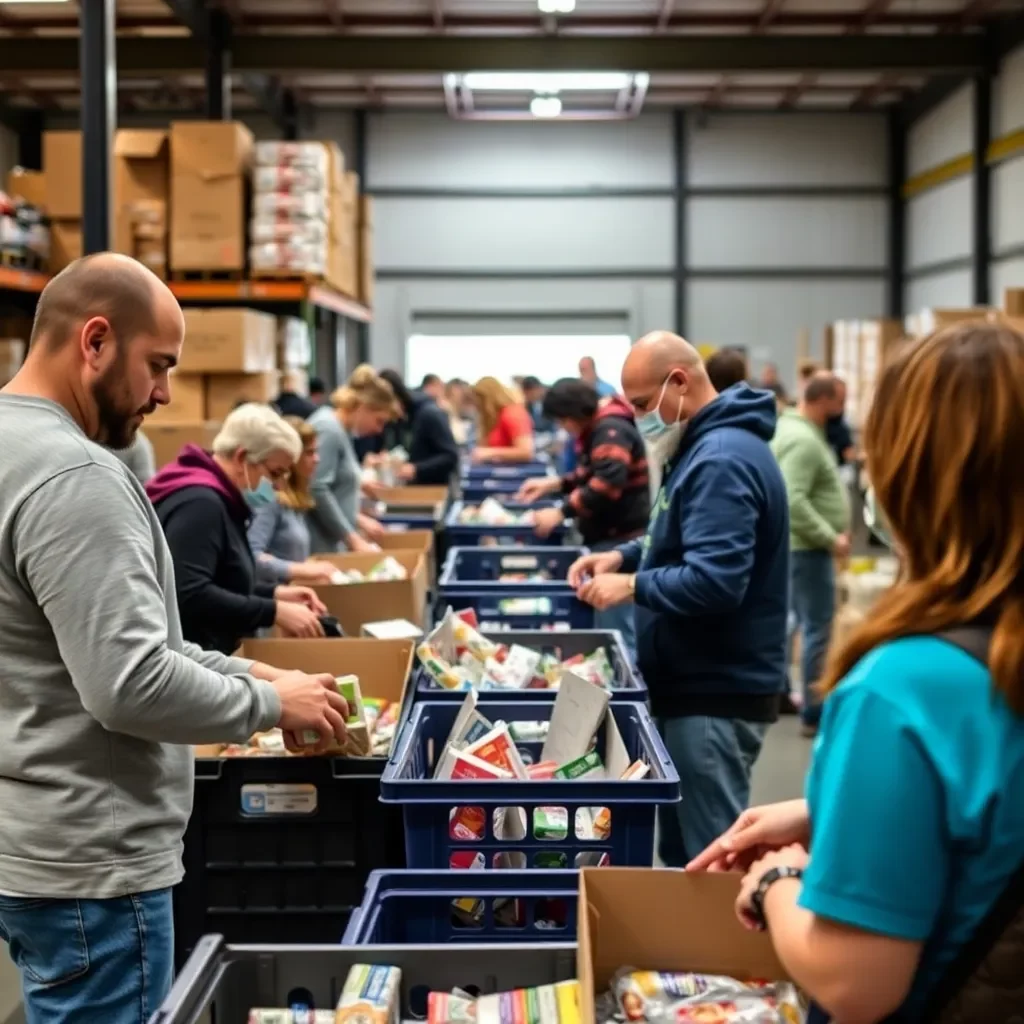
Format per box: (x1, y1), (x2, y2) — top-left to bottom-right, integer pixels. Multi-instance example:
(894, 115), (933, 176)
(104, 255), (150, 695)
(147, 403), (328, 654)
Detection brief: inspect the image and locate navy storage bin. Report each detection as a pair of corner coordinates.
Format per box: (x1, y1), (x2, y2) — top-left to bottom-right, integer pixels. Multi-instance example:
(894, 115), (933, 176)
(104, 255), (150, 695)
(439, 547), (581, 594)
(462, 479), (527, 503)
(445, 501), (567, 548)
(342, 869), (580, 945)
(413, 629), (645, 704)
(463, 461), (550, 481)
(439, 592), (593, 631)
(381, 701), (679, 871)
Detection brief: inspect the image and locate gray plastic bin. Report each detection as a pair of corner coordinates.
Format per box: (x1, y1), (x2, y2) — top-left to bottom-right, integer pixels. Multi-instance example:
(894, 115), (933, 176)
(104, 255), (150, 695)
(149, 934), (577, 1023)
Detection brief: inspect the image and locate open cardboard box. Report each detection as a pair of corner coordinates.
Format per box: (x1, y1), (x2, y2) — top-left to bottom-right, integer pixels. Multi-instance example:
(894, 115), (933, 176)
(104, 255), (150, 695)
(311, 550), (428, 635)
(375, 527), (436, 581)
(578, 868), (790, 1021)
(193, 637), (416, 758)
(375, 484), (449, 506)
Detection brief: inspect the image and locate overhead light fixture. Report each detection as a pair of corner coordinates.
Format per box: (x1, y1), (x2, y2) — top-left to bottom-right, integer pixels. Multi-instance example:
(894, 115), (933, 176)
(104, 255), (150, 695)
(462, 72), (632, 93)
(538, 0), (575, 12)
(530, 96), (563, 118)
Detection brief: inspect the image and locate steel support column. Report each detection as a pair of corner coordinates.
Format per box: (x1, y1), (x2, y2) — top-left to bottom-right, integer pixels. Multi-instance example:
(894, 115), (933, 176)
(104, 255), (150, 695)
(673, 109), (688, 337)
(353, 107), (371, 357)
(205, 10), (232, 120)
(886, 108), (906, 319)
(80, 0), (115, 255)
(972, 73), (992, 306)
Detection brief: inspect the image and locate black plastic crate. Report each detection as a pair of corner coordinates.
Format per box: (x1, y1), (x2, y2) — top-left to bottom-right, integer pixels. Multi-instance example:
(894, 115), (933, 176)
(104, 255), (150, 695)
(173, 755), (406, 969)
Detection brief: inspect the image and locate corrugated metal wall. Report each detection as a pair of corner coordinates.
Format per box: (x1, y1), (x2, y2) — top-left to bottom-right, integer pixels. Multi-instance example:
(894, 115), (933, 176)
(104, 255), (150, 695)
(992, 44), (1024, 298)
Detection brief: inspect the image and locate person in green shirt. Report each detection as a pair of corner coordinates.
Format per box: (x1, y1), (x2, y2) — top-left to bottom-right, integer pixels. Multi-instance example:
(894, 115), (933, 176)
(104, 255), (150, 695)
(770, 371), (851, 734)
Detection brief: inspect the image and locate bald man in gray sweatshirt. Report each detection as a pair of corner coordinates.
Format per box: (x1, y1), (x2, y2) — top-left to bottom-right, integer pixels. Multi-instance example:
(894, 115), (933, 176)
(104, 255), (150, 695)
(0, 254), (348, 1024)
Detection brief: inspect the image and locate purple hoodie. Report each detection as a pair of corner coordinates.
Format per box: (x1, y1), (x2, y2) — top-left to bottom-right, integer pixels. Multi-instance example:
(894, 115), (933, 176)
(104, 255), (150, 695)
(145, 444), (248, 521)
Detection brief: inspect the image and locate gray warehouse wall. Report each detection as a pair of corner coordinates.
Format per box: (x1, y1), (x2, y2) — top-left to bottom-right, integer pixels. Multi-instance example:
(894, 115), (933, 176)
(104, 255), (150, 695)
(992, 44), (1024, 297)
(365, 110), (888, 381)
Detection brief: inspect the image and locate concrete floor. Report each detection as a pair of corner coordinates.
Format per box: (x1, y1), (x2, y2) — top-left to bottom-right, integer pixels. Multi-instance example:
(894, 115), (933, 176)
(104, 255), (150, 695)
(750, 714), (813, 805)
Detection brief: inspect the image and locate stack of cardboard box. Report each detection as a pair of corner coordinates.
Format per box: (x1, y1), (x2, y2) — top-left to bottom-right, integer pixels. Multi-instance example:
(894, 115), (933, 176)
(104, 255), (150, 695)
(43, 131), (84, 274)
(170, 121), (253, 276)
(327, 168), (359, 297)
(825, 319), (903, 429)
(114, 130), (169, 279)
(357, 194), (374, 308)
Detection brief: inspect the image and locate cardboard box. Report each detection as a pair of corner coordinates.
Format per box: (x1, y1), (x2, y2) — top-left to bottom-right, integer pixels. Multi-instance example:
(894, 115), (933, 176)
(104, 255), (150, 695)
(206, 371), (280, 422)
(0, 338), (25, 385)
(49, 220), (82, 274)
(377, 528), (436, 581)
(577, 868), (789, 1022)
(6, 169), (46, 208)
(310, 550), (428, 636)
(1006, 288), (1024, 317)
(146, 421), (220, 469)
(147, 372), (206, 424)
(375, 485), (449, 507)
(358, 221), (374, 308)
(114, 130), (169, 277)
(170, 121), (253, 272)
(236, 636), (415, 708)
(43, 131), (82, 219)
(180, 307), (277, 374)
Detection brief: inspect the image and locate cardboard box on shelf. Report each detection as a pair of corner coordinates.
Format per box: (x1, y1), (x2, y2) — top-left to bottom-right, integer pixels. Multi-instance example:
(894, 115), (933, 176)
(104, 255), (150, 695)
(237, 636), (415, 707)
(170, 121), (253, 273)
(6, 169), (46, 208)
(1006, 288), (1024, 317)
(146, 421), (220, 469)
(43, 131), (82, 219)
(114, 130), (169, 278)
(310, 551), (428, 636)
(147, 372), (206, 424)
(0, 338), (26, 385)
(358, 218), (374, 308)
(49, 220), (82, 274)
(179, 307), (277, 374)
(577, 868), (790, 1022)
(206, 371), (280, 422)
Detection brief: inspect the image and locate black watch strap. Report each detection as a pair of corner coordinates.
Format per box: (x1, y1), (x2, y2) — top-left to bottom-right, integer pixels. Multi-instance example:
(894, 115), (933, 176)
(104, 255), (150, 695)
(751, 866), (804, 930)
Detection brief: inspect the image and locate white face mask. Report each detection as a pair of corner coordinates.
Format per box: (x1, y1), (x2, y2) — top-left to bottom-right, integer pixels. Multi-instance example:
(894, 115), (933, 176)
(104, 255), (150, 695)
(646, 422), (685, 473)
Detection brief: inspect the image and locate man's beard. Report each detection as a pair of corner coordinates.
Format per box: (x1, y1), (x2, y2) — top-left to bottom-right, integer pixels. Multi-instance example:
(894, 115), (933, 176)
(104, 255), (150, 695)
(91, 357), (155, 450)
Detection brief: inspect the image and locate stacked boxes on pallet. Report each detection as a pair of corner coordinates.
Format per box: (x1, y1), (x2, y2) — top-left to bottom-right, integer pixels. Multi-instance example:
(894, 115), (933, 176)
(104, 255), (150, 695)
(113, 130), (169, 280)
(825, 319), (902, 429)
(42, 131), (83, 273)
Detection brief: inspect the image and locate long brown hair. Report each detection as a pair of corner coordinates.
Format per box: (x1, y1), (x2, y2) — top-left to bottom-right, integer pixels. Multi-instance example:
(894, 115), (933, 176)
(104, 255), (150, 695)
(472, 376), (520, 440)
(277, 415), (317, 511)
(821, 322), (1024, 714)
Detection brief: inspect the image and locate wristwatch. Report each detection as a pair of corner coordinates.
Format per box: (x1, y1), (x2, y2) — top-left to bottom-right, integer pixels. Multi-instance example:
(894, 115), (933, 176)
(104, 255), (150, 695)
(750, 866), (804, 931)
(627, 574), (637, 597)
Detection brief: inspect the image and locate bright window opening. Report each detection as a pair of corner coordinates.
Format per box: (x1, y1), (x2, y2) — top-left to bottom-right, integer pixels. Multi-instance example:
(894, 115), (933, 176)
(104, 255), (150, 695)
(405, 334), (632, 388)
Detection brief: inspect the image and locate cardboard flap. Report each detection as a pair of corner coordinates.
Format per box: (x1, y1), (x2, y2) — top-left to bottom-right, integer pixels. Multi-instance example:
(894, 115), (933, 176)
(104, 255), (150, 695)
(578, 868), (790, 1019)
(115, 129), (168, 159)
(171, 121), (253, 178)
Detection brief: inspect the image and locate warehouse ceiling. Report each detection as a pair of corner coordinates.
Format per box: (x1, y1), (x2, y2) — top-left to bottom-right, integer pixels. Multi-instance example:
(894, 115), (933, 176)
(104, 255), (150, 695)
(0, 0), (1021, 116)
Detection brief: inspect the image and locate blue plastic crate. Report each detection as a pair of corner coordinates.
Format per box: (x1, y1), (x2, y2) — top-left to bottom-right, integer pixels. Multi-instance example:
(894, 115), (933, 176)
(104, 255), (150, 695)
(342, 869), (580, 945)
(445, 501), (567, 548)
(381, 512), (439, 531)
(437, 592), (593, 631)
(462, 480), (528, 503)
(463, 460), (550, 481)
(439, 547), (581, 594)
(412, 629), (645, 704)
(381, 701), (679, 870)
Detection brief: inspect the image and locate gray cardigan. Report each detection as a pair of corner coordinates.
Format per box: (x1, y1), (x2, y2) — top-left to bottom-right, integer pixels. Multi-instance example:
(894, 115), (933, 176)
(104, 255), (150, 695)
(307, 405), (360, 554)
(247, 501), (313, 583)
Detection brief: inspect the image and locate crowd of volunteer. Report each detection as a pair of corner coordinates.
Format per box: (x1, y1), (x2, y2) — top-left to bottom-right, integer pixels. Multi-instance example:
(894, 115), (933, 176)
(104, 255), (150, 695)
(0, 253), (1021, 1024)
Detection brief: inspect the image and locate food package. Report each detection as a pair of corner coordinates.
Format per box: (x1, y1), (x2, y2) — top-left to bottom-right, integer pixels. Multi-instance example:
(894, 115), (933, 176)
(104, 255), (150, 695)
(611, 971), (805, 1024)
(554, 750), (605, 780)
(498, 596), (553, 617)
(248, 1009), (336, 1023)
(431, 981), (580, 1024)
(249, 241), (325, 275)
(417, 641), (465, 690)
(366, 556), (408, 581)
(252, 191), (328, 219)
(253, 164), (327, 193)
(533, 806), (568, 840)
(509, 720), (549, 742)
(428, 989), (477, 1024)
(254, 140), (330, 173)
(447, 750), (512, 780)
(463, 723), (529, 779)
(527, 760), (559, 780)
(620, 759), (650, 781)
(449, 805), (487, 841)
(335, 964), (402, 1024)
(251, 217), (329, 245)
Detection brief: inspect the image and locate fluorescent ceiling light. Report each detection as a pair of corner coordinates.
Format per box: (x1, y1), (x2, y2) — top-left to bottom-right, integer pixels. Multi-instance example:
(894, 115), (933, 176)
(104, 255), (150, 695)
(530, 96), (563, 118)
(463, 72), (632, 93)
(538, 0), (575, 12)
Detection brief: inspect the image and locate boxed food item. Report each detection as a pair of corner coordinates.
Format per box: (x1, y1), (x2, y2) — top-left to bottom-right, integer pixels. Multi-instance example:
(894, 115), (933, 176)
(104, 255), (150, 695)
(205, 371), (280, 422)
(578, 868), (799, 1023)
(146, 371), (205, 423)
(335, 963), (401, 1024)
(179, 307), (277, 374)
(170, 120), (253, 272)
(43, 130), (82, 219)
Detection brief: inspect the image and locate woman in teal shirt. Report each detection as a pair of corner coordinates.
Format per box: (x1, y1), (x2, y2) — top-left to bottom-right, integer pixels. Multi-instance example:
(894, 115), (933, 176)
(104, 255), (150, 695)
(690, 321), (1024, 1023)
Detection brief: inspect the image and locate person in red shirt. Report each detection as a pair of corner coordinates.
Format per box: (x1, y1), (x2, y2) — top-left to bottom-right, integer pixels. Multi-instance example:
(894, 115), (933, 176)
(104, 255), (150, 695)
(470, 376), (536, 463)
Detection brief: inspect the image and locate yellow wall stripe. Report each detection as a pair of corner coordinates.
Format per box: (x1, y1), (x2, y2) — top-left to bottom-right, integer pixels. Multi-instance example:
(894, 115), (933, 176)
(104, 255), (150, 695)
(902, 127), (1024, 200)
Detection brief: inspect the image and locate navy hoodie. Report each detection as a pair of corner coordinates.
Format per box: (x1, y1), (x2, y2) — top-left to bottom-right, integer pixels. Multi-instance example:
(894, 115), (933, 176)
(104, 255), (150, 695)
(617, 384), (789, 721)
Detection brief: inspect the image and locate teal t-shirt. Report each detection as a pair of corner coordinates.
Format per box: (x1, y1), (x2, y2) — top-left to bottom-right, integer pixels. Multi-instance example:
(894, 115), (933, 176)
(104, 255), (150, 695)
(800, 636), (1024, 1015)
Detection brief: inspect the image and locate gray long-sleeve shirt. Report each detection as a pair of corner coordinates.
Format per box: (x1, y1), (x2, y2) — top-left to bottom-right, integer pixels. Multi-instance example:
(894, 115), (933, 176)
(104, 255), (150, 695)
(307, 405), (360, 554)
(0, 394), (281, 899)
(247, 500), (313, 583)
(113, 428), (157, 484)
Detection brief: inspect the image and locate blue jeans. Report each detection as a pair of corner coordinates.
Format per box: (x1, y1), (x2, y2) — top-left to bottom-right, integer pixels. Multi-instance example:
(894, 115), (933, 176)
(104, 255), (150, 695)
(790, 549), (836, 727)
(589, 539), (637, 662)
(657, 716), (769, 867)
(0, 888), (174, 1024)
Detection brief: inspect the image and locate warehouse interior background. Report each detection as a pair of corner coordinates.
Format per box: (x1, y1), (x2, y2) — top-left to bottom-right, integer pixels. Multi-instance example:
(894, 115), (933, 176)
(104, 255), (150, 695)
(1, 1), (1024, 1018)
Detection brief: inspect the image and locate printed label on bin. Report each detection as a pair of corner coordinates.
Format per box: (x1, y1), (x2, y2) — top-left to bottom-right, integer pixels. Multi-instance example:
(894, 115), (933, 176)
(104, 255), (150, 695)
(240, 783), (318, 815)
(500, 555), (539, 570)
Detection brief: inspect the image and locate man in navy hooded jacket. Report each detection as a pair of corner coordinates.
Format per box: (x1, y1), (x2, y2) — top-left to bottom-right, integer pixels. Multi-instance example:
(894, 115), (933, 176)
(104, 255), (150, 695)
(570, 332), (789, 866)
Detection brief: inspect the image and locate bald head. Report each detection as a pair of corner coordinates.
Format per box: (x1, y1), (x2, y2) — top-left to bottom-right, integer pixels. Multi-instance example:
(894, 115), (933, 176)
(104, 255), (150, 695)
(624, 332), (702, 386)
(31, 253), (180, 353)
(621, 331), (716, 430)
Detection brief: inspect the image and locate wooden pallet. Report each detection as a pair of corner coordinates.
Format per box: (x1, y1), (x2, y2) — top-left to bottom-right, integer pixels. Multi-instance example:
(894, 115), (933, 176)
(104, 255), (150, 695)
(169, 268), (244, 282)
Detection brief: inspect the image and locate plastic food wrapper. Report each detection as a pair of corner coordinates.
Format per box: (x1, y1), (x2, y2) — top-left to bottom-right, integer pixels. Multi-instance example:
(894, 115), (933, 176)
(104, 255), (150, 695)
(609, 971), (805, 1024)
(418, 641), (464, 690)
(335, 963), (402, 1024)
(366, 556), (408, 581)
(449, 805), (487, 841)
(533, 805), (568, 840)
(248, 1009), (335, 1023)
(498, 596), (553, 617)
(428, 989), (477, 1024)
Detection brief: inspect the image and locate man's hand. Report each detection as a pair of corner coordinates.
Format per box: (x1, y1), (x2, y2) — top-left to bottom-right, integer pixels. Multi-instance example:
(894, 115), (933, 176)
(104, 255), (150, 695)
(832, 532), (851, 558)
(578, 573), (633, 610)
(275, 585), (327, 614)
(567, 549), (623, 589)
(516, 476), (559, 503)
(532, 507), (564, 539)
(273, 670), (349, 753)
(397, 462), (416, 482)
(275, 601), (325, 639)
